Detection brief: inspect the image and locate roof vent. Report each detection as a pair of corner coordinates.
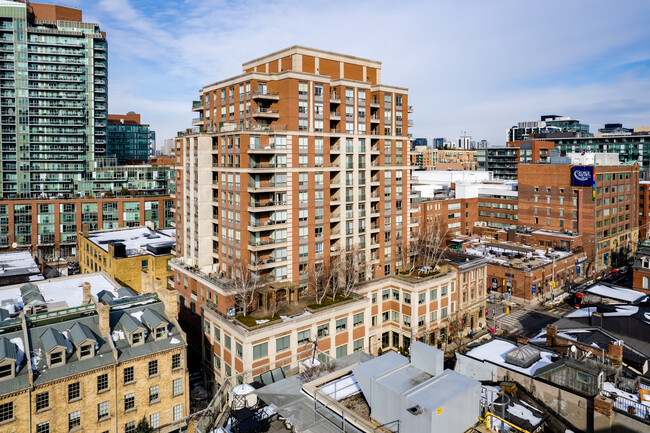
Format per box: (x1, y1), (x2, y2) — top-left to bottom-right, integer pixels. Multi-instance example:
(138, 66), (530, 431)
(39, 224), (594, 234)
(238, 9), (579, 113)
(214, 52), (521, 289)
(406, 405), (423, 415)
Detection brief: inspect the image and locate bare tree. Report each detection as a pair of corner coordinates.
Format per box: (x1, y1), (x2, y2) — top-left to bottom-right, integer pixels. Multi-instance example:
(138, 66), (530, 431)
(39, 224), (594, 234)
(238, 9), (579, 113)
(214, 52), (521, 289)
(447, 313), (467, 352)
(230, 258), (261, 316)
(309, 260), (336, 304)
(339, 245), (361, 298)
(408, 218), (449, 274)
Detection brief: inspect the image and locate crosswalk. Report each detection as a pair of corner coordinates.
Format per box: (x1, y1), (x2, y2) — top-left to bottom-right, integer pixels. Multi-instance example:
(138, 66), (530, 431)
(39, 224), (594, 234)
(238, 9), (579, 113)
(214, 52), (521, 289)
(492, 302), (574, 336)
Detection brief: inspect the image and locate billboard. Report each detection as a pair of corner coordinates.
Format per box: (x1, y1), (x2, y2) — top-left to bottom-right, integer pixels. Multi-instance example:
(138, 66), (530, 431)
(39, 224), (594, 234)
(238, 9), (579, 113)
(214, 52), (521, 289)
(572, 166), (595, 186)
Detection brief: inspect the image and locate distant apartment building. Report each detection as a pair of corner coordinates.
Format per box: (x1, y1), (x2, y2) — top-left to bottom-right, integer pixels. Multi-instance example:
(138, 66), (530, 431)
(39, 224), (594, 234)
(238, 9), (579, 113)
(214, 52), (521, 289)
(0, 1), (107, 199)
(457, 135), (472, 150)
(477, 140), (554, 180)
(507, 115), (591, 142)
(90, 158), (174, 196)
(518, 153), (639, 274)
(545, 126), (650, 173)
(411, 148), (476, 171)
(107, 112), (152, 164)
(0, 274), (189, 433)
(197, 257), (487, 383)
(411, 137), (427, 150)
(0, 195), (174, 259)
(174, 46), (413, 296)
(78, 226), (175, 293)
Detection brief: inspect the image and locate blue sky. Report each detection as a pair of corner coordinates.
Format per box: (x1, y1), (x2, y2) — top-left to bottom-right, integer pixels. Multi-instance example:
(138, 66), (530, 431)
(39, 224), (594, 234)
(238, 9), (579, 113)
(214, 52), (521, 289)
(70, 0), (650, 147)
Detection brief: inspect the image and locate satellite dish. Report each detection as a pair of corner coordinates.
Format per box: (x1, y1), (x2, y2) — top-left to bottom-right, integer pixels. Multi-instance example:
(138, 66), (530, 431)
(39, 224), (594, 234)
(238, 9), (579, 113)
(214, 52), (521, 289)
(570, 345), (577, 353)
(11, 242), (17, 249)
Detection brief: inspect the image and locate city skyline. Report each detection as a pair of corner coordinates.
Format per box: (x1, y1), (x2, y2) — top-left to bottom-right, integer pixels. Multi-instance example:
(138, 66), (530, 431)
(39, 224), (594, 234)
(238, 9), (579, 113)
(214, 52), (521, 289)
(79, 0), (650, 146)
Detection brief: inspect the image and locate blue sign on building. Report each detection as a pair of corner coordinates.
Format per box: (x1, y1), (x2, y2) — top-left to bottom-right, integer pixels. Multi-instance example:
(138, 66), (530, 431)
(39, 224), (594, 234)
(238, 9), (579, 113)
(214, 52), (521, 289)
(532, 284), (537, 294)
(572, 166), (594, 186)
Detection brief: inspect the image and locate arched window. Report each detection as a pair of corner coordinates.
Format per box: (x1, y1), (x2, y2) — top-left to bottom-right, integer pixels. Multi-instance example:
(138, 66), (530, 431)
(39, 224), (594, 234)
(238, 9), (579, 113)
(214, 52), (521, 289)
(643, 276), (649, 289)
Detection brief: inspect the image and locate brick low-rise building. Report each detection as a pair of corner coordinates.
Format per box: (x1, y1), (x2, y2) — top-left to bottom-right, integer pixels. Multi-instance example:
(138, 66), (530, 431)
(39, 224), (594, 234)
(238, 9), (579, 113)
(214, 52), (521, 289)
(518, 153), (639, 275)
(0, 278), (189, 433)
(0, 196), (174, 260)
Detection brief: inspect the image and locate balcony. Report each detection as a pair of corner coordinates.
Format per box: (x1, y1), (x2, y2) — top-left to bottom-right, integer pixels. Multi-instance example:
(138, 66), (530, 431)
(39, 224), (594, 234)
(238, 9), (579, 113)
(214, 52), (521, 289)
(248, 238), (288, 251)
(329, 111), (341, 120)
(192, 117), (204, 126)
(370, 99), (380, 108)
(248, 143), (287, 153)
(192, 100), (203, 111)
(408, 120), (414, 127)
(248, 200), (288, 212)
(249, 161), (287, 170)
(408, 105), (414, 113)
(252, 108), (280, 119)
(248, 180), (287, 192)
(329, 93), (341, 104)
(370, 115), (380, 124)
(249, 219), (288, 231)
(252, 90), (279, 101)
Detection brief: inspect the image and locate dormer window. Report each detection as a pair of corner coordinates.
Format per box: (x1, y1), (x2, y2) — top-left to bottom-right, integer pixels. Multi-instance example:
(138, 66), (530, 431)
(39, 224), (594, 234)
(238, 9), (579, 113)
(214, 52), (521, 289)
(50, 351), (64, 366)
(80, 344), (92, 359)
(155, 327), (166, 340)
(132, 332), (143, 345)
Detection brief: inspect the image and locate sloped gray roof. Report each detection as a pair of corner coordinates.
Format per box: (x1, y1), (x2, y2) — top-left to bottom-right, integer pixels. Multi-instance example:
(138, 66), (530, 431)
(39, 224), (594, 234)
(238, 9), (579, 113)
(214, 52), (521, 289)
(41, 328), (67, 353)
(68, 322), (95, 346)
(117, 286), (135, 297)
(141, 308), (168, 329)
(117, 312), (144, 334)
(96, 290), (115, 303)
(0, 309), (8, 321)
(0, 337), (16, 362)
(534, 357), (604, 377)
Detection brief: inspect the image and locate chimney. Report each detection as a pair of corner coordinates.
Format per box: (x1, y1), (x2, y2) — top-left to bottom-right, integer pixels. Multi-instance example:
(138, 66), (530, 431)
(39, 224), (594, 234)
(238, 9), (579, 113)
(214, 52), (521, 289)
(97, 301), (110, 337)
(546, 324), (557, 346)
(160, 288), (179, 319)
(140, 270), (152, 293)
(607, 341), (623, 366)
(81, 282), (92, 304)
(82, 223), (89, 238)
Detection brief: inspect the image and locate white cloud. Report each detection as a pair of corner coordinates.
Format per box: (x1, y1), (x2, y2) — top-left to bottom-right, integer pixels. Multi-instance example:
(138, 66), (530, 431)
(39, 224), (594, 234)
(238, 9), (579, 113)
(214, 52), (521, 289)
(78, 0), (650, 145)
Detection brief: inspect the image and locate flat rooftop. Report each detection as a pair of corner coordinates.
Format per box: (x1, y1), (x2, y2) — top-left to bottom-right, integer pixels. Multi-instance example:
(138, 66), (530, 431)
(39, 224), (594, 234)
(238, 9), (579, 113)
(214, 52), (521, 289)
(0, 273), (127, 318)
(87, 227), (175, 257)
(465, 339), (555, 377)
(0, 250), (43, 282)
(462, 239), (574, 269)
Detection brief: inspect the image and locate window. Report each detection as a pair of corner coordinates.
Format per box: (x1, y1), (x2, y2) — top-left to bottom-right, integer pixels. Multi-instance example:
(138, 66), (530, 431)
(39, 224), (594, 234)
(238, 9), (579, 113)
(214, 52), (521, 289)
(314, 322), (329, 337)
(98, 401), (109, 421)
(392, 289), (399, 301)
(295, 330), (310, 346)
(430, 289), (437, 300)
(125, 421), (136, 433)
(131, 332), (143, 345)
(418, 293), (426, 305)
(141, 259), (148, 270)
(353, 313), (364, 327)
(224, 334), (231, 351)
(213, 328), (221, 342)
(353, 339), (363, 352)
(36, 391), (49, 411)
(50, 351), (64, 366)
(382, 311), (389, 323)
(276, 335), (290, 352)
(123, 366), (134, 384)
(149, 360), (158, 377)
(253, 342), (268, 360)
(69, 411), (81, 431)
(36, 422), (49, 433)
(173, 378), (183, 396)
(124, 393), (135, 411)
(392, 311), (399, 322)
(149, 385), (159, 404)
(336, 318), (347, 332)
(150, 412), (160, 429)
(97, 373), (109, 392)
(0, 402), (12, 422)
(172, 353), (181, 370)
(382, 289), (389, 300)
(441, 307), (448, 318)
(441, 285), (448, 296)
(403, 293), (411, 304)
(336, 345), (348, 359)
(430, 311), (437, 322)
(403, 315), (411, 327)
(173, 404), (183, 421)
(576, 371), (591, 384)
(418, 315), (426, 327)
(68, 382), (80, 401)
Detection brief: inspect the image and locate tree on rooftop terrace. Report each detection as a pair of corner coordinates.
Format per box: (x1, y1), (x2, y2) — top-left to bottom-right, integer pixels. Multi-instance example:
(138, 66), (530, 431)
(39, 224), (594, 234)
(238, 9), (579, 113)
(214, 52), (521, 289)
(338, 244), (362, 298)
(309, 260), (337, 304)
(408, 219), (449, 273)
(230, 258), (262, 315)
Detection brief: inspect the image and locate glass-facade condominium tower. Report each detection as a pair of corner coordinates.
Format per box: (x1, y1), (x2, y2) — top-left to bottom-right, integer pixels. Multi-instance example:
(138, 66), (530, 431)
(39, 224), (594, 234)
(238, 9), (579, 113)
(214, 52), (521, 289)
(0, 1), (107, 198)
